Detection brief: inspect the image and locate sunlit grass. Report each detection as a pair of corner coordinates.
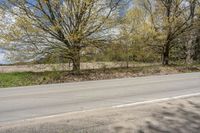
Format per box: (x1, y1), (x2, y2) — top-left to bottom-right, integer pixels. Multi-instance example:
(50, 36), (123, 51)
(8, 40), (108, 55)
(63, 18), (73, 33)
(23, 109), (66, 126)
(0, 65), (199, 88)
(0, 71), (63, 88)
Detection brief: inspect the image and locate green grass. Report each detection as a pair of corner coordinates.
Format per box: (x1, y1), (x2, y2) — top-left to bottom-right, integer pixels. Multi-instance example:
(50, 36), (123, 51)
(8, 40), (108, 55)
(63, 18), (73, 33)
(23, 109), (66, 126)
(0, 71), (64, 88)
(0, 65), (200, 88)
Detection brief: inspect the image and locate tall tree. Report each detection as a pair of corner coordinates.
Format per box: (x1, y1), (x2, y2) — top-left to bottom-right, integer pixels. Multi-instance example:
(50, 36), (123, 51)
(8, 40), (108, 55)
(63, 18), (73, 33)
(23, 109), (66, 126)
(1, 0), (122, 72)
(141, 0), (199, 65)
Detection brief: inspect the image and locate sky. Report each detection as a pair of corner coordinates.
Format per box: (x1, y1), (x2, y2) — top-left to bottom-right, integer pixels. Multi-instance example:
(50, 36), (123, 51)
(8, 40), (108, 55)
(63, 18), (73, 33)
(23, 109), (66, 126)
(0, 49), (6, 64)
(0, 0), (130, 64)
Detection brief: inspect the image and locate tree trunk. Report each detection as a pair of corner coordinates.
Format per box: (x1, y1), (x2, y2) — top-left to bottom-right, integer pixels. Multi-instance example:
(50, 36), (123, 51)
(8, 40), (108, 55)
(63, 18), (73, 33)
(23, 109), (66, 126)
(162, 45), (170, 65)
(186, 36), (194, 65)
(71, 47), (81, 74)
(126, 44), (129, 68)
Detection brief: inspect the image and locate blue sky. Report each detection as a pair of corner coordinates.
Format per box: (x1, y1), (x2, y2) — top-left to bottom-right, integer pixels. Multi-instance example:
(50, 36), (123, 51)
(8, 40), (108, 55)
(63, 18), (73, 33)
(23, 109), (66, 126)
(0, 49), (6, 64)
(0, 0), (130, 64)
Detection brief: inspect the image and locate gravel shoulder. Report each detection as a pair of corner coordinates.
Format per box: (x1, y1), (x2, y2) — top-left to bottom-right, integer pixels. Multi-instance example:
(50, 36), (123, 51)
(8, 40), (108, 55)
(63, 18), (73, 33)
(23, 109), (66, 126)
(1, 96), (200, 133)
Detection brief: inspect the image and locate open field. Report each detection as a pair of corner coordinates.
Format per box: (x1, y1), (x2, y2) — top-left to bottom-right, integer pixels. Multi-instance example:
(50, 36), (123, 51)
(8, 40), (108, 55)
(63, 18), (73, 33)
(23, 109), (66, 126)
(1, 95), (200, 133)
(0, 64), (200, 88)
(0, 62), (154, 73)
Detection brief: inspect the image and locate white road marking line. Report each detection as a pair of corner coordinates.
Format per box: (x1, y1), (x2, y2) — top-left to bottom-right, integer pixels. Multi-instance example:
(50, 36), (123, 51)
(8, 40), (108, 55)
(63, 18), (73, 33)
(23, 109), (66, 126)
(1, 108), (109, 126)
(112, 92), (200, 108)
(1, 92), (200, 126)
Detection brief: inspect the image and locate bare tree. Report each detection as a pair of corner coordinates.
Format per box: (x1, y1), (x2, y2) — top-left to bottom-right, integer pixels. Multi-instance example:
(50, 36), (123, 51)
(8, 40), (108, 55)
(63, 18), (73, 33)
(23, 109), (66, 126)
(1, 0), (122, 73)
(141, 0), (199, 65)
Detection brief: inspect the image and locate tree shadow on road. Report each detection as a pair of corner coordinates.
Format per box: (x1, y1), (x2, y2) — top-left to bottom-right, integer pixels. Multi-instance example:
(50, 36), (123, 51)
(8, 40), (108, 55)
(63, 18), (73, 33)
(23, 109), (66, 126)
(137, 100), (200, 133)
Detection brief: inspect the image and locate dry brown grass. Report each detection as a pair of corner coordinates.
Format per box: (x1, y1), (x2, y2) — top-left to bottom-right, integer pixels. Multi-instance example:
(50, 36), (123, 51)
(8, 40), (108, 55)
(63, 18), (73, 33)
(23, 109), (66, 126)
(1, 64), (200, 88)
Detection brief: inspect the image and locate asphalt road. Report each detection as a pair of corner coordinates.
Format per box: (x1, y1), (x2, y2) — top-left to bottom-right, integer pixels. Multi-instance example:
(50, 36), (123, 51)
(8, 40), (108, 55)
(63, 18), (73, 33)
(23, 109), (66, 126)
(0, 72), (200, 124)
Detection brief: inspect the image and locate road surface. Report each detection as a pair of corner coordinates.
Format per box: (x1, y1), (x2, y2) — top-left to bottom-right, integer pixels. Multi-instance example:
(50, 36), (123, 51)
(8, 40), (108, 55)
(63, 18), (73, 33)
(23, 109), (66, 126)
(0, 72), (200, 124)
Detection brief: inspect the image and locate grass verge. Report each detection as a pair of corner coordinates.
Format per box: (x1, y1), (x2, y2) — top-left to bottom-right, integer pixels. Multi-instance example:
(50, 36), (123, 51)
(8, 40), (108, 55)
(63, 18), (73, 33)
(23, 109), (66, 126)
(0, 65), (200, 88)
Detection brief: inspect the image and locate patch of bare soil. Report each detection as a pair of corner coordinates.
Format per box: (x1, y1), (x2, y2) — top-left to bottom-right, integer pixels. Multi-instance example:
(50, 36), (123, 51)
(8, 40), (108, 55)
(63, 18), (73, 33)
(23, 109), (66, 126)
(45, 66), (200, 84)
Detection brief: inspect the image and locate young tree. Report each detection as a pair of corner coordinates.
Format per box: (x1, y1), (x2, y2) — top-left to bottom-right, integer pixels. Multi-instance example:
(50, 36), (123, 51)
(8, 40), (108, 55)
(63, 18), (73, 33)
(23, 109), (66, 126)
(1, 0), (122, 73)
(119, 6), (147, 67)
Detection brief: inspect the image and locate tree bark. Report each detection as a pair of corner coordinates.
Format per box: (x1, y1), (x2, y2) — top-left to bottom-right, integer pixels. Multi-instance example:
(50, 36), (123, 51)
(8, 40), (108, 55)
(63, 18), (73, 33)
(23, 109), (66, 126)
(186, 42), (193, 64)
(162, 44), (170, 65)
(71, 47), (81, 74)
(186, 36), (194, 64)
(125, 44), (129, 68)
